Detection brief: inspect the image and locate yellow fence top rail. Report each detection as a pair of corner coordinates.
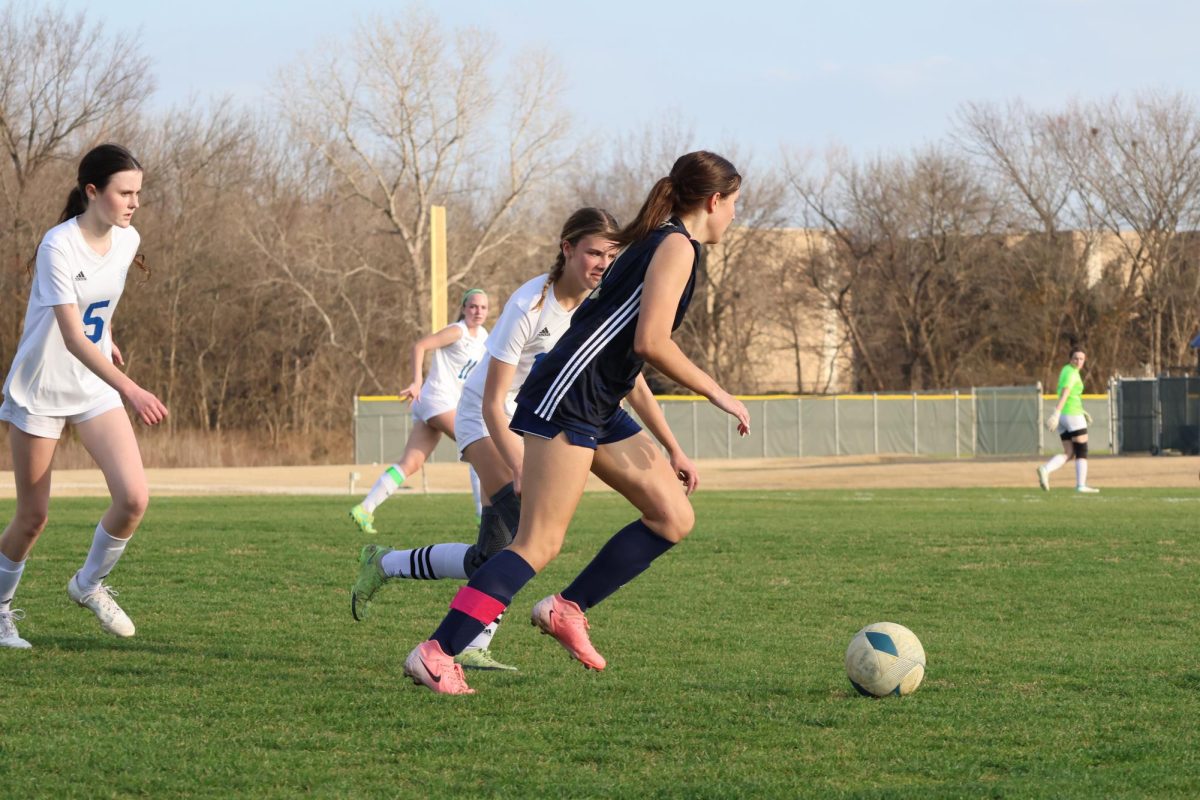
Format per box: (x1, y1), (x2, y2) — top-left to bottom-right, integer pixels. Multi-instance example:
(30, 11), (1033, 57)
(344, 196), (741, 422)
(358, 392), (1109, 403)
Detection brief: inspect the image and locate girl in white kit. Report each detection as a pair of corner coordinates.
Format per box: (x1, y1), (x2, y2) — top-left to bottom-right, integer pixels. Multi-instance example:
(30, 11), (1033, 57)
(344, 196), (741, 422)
(0, 143), (168, 649)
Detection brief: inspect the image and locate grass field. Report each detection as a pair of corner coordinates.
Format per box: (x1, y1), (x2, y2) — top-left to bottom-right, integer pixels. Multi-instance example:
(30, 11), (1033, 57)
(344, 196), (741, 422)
(2, 489), (1198, 798)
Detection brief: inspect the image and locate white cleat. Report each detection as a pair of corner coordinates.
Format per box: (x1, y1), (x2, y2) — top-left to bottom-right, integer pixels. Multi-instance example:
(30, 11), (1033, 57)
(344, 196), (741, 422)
(1036, 466), (1049, 491)
(68, 574), (135, 638)
(0, 609), (32, 649)
(1075, 486), (1100, 494)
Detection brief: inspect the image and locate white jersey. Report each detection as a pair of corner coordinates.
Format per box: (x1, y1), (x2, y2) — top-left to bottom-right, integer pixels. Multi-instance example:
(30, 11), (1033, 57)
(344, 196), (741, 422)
(424, 320), (488, 396)
(460, 274), (573, 420)
(2, 218), (136, 415)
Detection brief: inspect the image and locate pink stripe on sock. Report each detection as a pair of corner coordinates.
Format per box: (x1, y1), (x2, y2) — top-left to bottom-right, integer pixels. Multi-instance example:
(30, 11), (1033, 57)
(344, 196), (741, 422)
(449, 586), (507, 624)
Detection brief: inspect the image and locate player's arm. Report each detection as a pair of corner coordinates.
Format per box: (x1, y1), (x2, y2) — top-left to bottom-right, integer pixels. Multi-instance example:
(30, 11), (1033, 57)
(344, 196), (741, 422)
(52, 304), (166, 425)
(401, 324), (463, 401)
(626, 373), (698, 494)
(1047, 372), (1074, 430)
(482, 358), (525, 484)
(634, 233), (750, 436)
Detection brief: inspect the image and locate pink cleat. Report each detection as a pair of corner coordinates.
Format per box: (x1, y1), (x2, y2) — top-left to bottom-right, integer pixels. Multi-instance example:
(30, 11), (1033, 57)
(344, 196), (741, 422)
(403, 640), (475, 695)
(530, 594), (606, 671)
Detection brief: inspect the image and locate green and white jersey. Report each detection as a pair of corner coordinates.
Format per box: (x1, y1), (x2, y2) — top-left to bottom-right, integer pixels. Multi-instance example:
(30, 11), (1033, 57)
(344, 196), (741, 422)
(1057, 364), (1084, 416)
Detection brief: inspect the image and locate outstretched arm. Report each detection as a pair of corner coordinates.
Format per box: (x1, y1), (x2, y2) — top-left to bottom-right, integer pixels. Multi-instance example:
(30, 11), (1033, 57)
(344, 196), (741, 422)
(626, 373), (698, 494)
(400, 323), (464, 402)
(633, 233), (750, 436)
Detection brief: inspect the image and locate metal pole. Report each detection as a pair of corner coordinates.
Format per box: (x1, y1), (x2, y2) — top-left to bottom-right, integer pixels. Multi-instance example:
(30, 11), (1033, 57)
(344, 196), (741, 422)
(912, 392), (919, 456)
(954, 390), (960, 458)
(762, 400), (768, 458)
(971, 387), (978, 457)
(353, 397), (359, 464)
(1037, 381), (1044, 456)
(797, 396), (803, 457)
(377, 412), (384, 465)
(692, 400), (699, 458)
(834, 396), (840, 456)
(873, 393), (879, 454)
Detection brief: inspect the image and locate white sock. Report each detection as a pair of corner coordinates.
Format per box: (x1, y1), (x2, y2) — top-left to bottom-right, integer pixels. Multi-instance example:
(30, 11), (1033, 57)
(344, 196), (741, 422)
(380, 543), (470, 580)
(464, 612), (503, 652)
(469, 465), (483, 518)
(1076, 458), (1088, 488)
(0, 551), (26, 613)
(76, 522), (129, 593)
(1044, 453), (1069, 473)
(362, 465), (405, 514)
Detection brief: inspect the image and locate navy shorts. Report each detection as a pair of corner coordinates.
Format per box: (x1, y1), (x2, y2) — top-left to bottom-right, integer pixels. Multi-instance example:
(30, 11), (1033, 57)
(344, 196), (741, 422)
(510, 404), (642, 450)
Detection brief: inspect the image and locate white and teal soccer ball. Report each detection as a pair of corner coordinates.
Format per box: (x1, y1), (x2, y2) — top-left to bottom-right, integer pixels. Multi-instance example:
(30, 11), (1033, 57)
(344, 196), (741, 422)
(845, 622), (926, 697)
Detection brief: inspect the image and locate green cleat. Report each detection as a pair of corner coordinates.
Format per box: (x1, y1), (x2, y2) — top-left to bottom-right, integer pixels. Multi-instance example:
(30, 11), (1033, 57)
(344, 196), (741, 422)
(454, 648), (518, 672)
(349, 504), (377, 535)
(351, 544), (392, 621)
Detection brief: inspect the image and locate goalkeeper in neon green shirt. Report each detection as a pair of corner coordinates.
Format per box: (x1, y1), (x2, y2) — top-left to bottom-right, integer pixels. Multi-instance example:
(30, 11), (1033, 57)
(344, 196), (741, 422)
(1037, 347), (1099, 493)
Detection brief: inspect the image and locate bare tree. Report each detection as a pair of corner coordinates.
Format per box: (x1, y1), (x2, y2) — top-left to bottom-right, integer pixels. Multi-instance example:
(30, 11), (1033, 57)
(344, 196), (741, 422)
(0, 2), (152, 347)
(273, 8), (572, 391)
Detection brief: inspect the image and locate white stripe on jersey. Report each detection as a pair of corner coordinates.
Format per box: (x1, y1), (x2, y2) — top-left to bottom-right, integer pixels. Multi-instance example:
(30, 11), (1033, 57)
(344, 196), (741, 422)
(534, 284), (643, 419)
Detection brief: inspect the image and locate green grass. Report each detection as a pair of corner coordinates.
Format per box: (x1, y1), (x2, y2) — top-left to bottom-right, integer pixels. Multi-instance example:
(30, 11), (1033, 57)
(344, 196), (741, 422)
(2, 488), (1199, 798)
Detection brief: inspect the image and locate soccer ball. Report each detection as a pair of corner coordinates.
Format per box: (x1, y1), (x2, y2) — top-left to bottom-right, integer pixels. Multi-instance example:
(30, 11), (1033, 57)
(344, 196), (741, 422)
(845, 622), (926, 697)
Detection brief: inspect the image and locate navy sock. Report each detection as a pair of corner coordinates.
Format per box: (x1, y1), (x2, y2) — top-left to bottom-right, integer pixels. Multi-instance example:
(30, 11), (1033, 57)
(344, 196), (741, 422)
(561, 519), (675, 612)
(431, 549), (535, 655)
(490, 483), (521, 535)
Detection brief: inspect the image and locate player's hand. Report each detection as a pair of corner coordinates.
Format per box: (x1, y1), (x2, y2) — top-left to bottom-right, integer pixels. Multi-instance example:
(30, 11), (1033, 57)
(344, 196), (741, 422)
(669, 449), (699, 495)
(1083, 410), (1093, 425)
(1046, 412), (1060, 432)
(111, 341), (124, 367)
(711, 389), (750, 437)
(123, 385), (168, 426)
(398, 382), (421, 403)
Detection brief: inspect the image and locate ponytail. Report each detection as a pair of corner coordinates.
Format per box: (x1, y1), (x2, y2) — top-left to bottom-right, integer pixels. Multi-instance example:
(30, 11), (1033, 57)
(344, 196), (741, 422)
(614, 151), (741, 246)
(58, 187), (88, 224)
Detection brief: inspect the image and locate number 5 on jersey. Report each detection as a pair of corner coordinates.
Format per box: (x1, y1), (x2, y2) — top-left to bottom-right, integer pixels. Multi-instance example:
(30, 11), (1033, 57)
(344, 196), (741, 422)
(83, 300), (111, 344)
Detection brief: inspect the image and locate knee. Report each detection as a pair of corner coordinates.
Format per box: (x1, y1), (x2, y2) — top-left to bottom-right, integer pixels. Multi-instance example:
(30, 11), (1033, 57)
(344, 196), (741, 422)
(115, 487), (150, 521)
(13, 508), (48, 541)
(649, 500), (695, 544)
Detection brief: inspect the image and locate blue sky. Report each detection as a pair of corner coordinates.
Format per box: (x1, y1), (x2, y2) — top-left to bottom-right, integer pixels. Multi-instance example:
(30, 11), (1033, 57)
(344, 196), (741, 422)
(59, 0), (1199, 159)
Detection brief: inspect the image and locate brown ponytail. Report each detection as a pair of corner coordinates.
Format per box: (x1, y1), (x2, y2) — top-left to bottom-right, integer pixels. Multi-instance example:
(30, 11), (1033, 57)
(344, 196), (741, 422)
(535, 207), (620, 310)
(615, 151), (741, 246)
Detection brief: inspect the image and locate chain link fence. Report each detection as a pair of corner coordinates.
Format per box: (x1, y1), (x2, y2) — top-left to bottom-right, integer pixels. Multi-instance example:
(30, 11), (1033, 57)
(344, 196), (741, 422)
(354, 385), (1115, 464)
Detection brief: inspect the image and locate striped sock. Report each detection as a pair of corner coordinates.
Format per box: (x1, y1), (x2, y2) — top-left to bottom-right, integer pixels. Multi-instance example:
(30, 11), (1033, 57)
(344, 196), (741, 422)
(381, 544), (470, 580)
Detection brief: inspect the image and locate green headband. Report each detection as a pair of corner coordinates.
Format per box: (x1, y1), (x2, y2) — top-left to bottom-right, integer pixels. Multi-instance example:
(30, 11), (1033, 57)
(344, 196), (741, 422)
(461, 288), (485, 305)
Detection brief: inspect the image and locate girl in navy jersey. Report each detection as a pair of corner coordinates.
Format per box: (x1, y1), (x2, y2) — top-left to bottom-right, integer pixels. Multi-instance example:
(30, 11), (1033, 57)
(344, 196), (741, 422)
(403, 151), (750, 694)
(351, 208), (699, 674)
(0, 144), (168, 649)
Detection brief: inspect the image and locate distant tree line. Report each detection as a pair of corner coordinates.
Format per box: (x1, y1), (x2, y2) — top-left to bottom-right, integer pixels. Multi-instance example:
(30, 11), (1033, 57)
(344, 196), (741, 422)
(2, 5), (1199, 458)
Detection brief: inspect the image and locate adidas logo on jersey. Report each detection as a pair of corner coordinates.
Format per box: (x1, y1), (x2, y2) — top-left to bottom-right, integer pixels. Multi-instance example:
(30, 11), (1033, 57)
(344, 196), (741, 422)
(535, 327), (551, 338)
(74, 271), (87, 281)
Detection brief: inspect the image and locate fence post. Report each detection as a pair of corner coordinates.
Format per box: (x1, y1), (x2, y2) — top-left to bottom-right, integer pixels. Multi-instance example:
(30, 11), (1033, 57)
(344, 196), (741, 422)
(1108, 378), (1117, 455)
(692, 401), (699, 458)
(834, 395), (840, 456)
(954, 390), (960, 458)
(912, 392), (919, 455)
(873, 393), (879, 454)
(353, 397), (359, 464)
(761, 400), (768, 458)
(1037, 381), (1044, 456)
(964, 388), (974, 455)
(726, 403), (732, 458)
(797, 396), (803, 457)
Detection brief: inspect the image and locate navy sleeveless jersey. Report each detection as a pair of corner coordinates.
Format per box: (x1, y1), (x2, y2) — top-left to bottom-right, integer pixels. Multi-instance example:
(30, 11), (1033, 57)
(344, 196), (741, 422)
(515, 217), (699, 437)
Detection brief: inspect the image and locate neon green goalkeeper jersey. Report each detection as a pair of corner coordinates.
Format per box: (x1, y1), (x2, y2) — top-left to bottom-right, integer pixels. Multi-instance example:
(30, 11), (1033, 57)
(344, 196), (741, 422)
(1057, 364), (1084, 416)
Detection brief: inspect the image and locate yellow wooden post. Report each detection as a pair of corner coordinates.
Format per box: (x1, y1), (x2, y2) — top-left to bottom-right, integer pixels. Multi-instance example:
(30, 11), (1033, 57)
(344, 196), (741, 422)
(430, 205), (447, 332)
